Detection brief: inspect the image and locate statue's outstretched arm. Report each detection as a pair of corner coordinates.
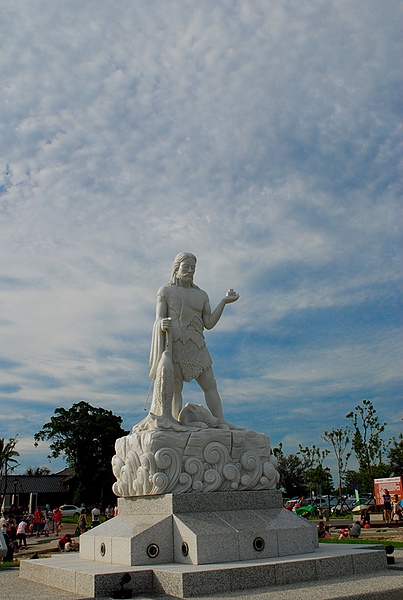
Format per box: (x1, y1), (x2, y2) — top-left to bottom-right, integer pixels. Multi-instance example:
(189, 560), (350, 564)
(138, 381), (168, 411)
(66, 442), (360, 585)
(203, 292), (239, 330)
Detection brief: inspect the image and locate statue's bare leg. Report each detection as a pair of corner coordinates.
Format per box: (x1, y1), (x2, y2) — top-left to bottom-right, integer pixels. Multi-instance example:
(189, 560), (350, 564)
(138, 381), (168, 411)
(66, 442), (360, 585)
(197, 368), (244, 429)
(196, 368), (225, 421)
(172, 363), (184, 420)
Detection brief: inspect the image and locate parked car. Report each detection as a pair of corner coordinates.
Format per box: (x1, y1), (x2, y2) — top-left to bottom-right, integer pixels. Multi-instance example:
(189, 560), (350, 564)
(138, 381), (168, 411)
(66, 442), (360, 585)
(352, 497), (376, 513)
(310, 496), (338, 511)
(284, 497), (300, 510)
(59, 504), (81, 517)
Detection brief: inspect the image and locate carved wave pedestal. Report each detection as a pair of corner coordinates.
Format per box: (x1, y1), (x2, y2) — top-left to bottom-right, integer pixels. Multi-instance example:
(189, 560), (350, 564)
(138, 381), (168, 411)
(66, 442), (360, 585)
(112, 428), (280, 496)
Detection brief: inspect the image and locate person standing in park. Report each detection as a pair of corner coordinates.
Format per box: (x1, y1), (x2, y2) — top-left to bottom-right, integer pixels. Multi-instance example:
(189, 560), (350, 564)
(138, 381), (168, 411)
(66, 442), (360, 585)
(91, 504), (101, 527)
(0, 512), (7, 534)
(382, 489), (392, 523)
(33, 507), (44, 538)
(78, 509), (87, 534)
(16, 517), (28, 548)
(53, 507), (62, 536)
(149, 252), (239, 425)
(360, 508), (371, 528)
(392, 493), (401, 522)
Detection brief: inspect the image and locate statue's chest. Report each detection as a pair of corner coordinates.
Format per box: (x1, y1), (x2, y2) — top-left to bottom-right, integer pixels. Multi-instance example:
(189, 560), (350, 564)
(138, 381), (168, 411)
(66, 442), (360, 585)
(180, 289), (204, 312)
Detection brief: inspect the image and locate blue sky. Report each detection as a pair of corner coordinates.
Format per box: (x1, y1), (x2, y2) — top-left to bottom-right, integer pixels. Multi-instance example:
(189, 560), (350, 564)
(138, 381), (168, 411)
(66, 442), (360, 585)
(1, 1), (401, 478)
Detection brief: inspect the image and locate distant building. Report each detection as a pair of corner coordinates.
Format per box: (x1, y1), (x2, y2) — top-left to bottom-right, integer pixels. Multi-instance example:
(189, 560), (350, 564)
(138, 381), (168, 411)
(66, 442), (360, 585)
(1, 468), (75, 513)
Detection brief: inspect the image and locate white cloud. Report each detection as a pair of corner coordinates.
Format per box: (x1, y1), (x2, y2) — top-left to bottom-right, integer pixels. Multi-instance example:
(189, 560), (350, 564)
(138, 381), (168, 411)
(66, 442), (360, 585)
(0, 1), (400, 474)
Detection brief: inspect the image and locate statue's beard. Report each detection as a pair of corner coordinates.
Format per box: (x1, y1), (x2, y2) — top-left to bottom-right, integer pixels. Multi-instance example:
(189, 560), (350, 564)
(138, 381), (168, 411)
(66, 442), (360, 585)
(176, 272), (193, 283)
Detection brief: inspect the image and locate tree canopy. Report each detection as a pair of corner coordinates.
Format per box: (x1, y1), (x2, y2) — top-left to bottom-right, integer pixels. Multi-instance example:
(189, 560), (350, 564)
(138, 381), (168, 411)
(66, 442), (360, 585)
(34, 401), (129, 504)
(321, 426), (351, 499)
(25, 466), (51, 476)
(346, 399), (389, 490)
(277, 399), (399, 499)
(274, 443), (334, 498)
(387, 433), (403, 477)
(0, 436), (20, 506)
(273, 444), (306, 497)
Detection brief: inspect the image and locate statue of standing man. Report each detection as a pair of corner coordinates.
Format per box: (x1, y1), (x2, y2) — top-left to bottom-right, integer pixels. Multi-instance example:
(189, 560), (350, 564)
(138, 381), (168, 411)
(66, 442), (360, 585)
(149, 252), (239, 428)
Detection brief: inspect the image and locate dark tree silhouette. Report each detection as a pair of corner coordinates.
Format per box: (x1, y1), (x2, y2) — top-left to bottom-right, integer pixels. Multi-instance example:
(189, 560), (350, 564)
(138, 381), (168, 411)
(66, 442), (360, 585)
(25, 466), (51, 476)
(34, 401), (129, 504)
(0, 437), (20, 506)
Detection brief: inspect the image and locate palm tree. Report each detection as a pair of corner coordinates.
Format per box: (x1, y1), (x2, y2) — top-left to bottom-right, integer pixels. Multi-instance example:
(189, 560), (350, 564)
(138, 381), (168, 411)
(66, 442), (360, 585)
(0, 437), (20, 507)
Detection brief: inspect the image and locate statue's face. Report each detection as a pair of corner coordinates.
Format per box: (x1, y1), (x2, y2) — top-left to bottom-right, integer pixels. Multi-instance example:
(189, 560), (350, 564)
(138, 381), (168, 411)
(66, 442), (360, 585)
(177, 257), (196, 282)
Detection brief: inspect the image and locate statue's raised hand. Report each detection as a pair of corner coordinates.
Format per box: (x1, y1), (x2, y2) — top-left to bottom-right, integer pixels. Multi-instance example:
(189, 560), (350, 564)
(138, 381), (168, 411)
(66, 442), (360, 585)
(223, 289), (239, 304)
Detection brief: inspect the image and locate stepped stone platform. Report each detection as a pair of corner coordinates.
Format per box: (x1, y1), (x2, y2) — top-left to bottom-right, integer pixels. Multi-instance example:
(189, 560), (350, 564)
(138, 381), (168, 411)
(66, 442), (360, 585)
(19, 544), (388, 598)
(19, 491), (388, 598)
(79, 490), (318, 566)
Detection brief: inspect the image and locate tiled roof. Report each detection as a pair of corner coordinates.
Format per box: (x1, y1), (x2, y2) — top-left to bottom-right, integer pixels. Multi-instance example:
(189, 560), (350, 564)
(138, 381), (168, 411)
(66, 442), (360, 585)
(2, 474), (69, 494)
(54, 467), (75, 481)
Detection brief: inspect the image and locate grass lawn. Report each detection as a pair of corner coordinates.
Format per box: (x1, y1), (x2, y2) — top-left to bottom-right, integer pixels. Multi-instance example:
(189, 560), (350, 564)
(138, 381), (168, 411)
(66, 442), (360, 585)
(320, 538), (403, 549)
(62, 515), (106, 525)
(0, 560), (20, 568)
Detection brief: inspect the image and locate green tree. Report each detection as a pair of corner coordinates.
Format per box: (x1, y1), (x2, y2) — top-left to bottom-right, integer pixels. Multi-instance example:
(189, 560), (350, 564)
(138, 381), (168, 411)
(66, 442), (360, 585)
(387, 433), (403, 477)
(343, 469), (368, 496)
(297, 444), (330, 495)
(0, 436), (20, 506)
(25, 466), (51, 476)
(311, 464), (335, 497)
(273, 444), (306, 497)
(343, 466), (387, 496)
(321, 426), (351, 499)
(34, 401), (129, 505)
(346, 399), (388, 489)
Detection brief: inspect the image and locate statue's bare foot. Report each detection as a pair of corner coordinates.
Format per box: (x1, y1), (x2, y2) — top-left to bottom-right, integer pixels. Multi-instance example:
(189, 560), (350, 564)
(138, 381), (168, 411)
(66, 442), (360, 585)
(133, 413), (198, 433)
(150, 413), (190, 431)
(154, 413), (202, 432)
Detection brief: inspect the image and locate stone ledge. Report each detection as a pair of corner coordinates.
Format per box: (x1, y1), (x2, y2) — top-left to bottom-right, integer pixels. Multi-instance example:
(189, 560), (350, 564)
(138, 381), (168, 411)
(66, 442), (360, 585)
(117, 489), (283, 515)
(19, 544), (388, 599)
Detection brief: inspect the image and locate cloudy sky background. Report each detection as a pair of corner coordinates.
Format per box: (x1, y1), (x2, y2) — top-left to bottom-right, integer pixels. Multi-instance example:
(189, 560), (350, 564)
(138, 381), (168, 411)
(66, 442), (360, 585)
(1, 1), (401, 478)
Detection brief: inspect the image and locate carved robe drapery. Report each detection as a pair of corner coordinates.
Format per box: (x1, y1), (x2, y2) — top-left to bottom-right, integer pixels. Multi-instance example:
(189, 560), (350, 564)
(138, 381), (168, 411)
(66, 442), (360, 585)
(149, 284), (212, 382)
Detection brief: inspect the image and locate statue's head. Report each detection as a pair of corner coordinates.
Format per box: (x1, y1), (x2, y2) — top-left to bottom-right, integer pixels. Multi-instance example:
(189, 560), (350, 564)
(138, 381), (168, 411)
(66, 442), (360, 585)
(170, 252), (197, 285)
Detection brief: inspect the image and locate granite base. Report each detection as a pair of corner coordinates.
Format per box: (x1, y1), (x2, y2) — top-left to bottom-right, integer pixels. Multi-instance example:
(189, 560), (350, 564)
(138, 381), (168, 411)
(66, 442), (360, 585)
(19, 491), (388, 598)
(79, 491), (317, 566)
(19, 544), (388, 598)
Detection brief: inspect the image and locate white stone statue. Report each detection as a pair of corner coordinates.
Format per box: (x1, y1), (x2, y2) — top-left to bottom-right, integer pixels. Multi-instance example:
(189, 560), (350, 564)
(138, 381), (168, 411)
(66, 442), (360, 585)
(135, 252), (242, 432)
(111, 253), (280, 496)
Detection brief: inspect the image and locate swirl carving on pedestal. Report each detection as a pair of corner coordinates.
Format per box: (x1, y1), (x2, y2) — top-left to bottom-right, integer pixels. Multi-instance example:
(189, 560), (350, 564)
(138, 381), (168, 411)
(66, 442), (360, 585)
(112, 427), (280, 497)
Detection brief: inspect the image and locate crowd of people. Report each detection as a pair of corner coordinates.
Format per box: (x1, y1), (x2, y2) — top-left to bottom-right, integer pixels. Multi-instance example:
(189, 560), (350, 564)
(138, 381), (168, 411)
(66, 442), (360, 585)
(316, 490), (403, 541)
(317, 516), (364, 540)
(1, 502), (118, 561)
(1, 504), (66, 545)
(382, 489), (403, 524)
(0, 504), (64, 560)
